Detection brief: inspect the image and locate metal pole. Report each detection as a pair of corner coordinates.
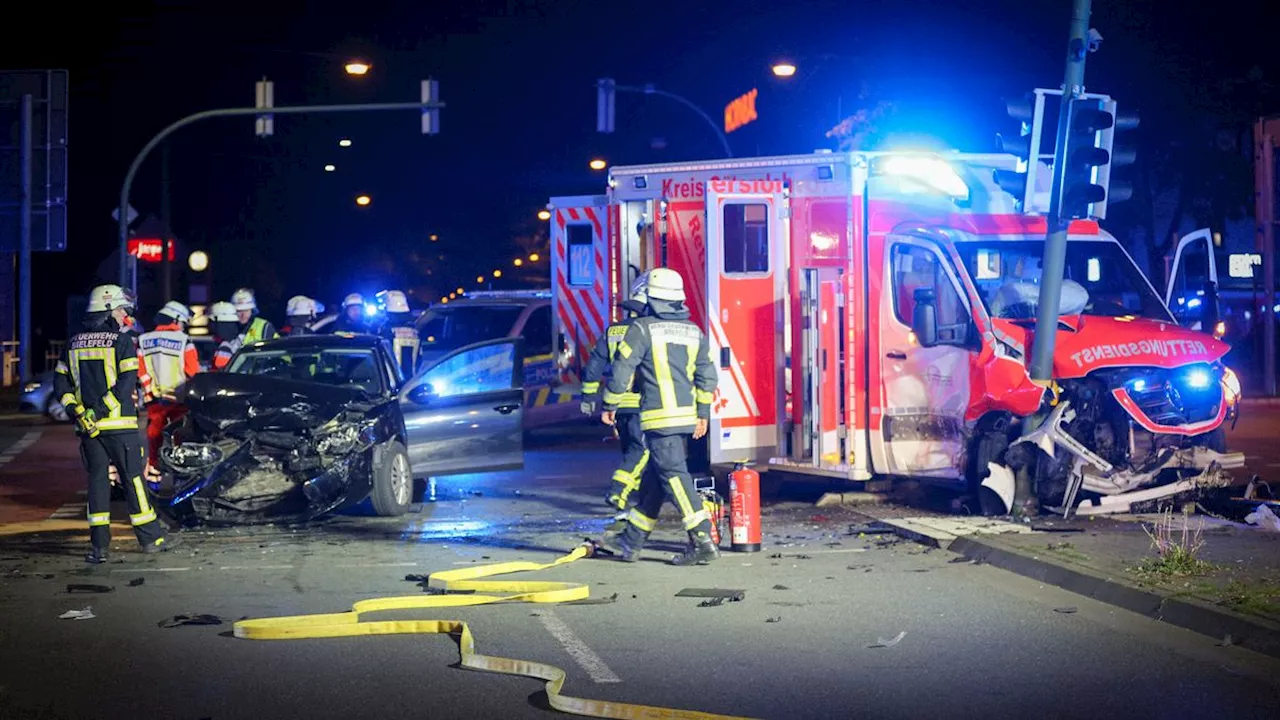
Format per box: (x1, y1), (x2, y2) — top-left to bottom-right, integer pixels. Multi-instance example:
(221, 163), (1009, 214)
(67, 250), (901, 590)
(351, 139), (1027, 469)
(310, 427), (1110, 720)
(118, 100), (446, 288)
(18, 94), (33, 384)
(1028, 0), (1093, 382)
(1260, 120), (1277, 396)
(618, 84), (733, 158)
(160, 141), (172, 303)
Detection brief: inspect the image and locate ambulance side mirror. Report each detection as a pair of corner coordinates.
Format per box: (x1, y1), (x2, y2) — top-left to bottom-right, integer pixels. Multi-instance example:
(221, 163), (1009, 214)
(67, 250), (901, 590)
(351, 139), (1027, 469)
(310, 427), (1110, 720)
(912, 288), (939, 348)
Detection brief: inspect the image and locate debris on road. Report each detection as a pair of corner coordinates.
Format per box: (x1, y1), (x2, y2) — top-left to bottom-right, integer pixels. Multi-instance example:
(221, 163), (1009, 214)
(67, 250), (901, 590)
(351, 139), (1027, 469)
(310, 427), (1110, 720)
(1244, 504), (1280, 532)
(66, 584), (113, 594)
(128, 577), (145, 587)
(158, 614), (223, 628)
(561, 593), (618, 606)
(847, 564), (873, 572)
(676, 588), (745, 602)
(772, 584), (790, 590)
(59, 608), (95, 620)
(868, 631), (906, 648)
(1217, 634), (1234, 647)
(1053, 607), (1079, 614)
(765, 616), (782, 623)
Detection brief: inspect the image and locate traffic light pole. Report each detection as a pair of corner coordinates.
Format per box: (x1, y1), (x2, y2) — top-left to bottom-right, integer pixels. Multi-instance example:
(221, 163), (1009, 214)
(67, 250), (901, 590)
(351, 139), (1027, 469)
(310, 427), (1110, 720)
(117, 100), (445, 289)
(1029, 0), (1093, 382)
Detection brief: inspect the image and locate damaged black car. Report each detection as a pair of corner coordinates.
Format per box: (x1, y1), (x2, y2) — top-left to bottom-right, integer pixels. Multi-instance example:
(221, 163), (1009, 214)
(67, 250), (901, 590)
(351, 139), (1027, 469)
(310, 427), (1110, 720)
(150, 335), (526, 525)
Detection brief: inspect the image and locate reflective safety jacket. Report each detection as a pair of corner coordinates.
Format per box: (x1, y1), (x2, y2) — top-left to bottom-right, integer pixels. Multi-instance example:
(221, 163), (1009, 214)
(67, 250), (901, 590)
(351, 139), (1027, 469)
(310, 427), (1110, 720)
(582, 315), (641, 413)
(53, 325), (142, 433)
(241, 316), (278, 344)
(139, 323), (199, 399)
(385, 325), (421, 375)
(603, 308), (718, 435)
(213, 337), (243, 371)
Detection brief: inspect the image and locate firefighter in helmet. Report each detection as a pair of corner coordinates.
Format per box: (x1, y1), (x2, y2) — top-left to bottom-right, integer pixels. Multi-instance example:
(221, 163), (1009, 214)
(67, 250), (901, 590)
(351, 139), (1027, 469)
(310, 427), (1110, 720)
(138, 300), (200, 484)
(581, 273), (650, 528)
(53, 285), (178, 562)
(210, 301), (243, 370)
(375, 290), (420, 373)
(283, 295), (323, 336)
(332, 293), (367, 334)
(600, 267), (720, 565)
(232, 288), (278, 344)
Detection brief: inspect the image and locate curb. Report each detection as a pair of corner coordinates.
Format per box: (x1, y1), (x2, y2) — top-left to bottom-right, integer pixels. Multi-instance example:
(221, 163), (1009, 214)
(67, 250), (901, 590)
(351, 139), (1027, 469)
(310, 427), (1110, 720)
(950, 534), (1280, 660)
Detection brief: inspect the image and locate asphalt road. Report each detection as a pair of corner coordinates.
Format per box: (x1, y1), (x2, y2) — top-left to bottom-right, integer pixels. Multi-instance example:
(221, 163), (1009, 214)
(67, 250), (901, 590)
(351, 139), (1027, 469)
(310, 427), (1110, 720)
(3, 418), (1280, 719)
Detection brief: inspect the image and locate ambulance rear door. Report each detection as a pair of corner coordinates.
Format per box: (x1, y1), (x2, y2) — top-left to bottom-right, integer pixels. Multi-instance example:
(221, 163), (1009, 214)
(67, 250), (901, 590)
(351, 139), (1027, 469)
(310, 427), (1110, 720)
(549, 195), (610, 388)
(704, 179), (788, 465)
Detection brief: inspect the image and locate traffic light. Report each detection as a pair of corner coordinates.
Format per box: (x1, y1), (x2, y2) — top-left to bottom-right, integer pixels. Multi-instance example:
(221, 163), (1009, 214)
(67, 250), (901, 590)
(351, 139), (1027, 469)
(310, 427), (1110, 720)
(1057, 97), (1139, 221)
(596, 78), (616, 134)
(1092, 100), (1139, 218)
(993, 95), (1036, 205)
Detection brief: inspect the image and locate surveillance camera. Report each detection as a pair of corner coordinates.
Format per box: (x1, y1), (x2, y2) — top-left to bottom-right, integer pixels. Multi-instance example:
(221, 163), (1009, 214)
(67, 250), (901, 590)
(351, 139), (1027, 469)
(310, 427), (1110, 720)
(1087, 28), (1103, 52)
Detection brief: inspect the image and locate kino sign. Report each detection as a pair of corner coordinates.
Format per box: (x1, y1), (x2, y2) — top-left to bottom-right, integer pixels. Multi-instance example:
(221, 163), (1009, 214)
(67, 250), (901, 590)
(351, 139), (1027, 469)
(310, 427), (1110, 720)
(724, 88), (758, 133)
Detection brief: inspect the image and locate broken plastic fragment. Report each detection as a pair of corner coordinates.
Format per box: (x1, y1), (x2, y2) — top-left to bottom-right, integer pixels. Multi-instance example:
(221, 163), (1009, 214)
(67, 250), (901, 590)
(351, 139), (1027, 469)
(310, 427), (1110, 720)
(868, 630), (906, 648)
(59, 608), (95, 620)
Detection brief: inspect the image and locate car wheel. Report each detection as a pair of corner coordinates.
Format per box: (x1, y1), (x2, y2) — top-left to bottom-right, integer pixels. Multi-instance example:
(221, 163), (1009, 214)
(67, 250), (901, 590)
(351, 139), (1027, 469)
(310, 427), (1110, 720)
(370, 441), (412, 517)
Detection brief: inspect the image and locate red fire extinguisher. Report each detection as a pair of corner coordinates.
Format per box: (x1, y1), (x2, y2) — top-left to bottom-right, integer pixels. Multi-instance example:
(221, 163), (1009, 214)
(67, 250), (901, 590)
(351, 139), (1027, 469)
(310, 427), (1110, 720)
(729, 463), (761, 552)
(694, 476), (723, 547)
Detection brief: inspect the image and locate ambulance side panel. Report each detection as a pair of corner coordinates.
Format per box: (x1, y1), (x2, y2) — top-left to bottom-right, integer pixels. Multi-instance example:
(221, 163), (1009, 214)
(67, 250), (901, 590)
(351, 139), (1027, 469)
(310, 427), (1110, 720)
(549, 195), (610, 386)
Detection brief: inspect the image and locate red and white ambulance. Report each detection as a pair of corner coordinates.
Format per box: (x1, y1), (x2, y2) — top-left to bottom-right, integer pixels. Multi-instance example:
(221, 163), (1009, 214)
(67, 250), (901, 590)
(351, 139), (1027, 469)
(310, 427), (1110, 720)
(549, 148), (1244, 516)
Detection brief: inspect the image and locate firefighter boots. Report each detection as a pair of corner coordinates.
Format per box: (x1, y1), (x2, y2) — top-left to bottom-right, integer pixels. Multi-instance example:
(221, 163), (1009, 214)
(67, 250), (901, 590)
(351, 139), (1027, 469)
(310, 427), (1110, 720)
(670, 533), (720, 566)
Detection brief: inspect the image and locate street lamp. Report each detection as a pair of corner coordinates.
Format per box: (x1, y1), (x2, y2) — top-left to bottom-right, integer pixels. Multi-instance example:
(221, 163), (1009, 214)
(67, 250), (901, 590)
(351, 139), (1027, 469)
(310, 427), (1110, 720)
(324, 164), (336, 172)
(589, 158), (607, 171)
(528, 252), (540, 262)
(771, 62), (798, 78)
(476, 275), (485, 283)
(339, 138), (352, 147)
(430, 234), (439, 242)
(355, 194), (371, 206)
(513, 258), (523, 267)
(492, 269), (502, 278)
(537, 209), (551, 221)
(455, 287), (464, 294)
(344, 60), (372, 76)
(188, 250), (209, 272)
(440, 296), (448, 304)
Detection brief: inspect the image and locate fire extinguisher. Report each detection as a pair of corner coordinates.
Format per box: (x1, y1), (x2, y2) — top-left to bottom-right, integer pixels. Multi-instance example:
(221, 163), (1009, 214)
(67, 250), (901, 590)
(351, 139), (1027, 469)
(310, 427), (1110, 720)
(729, 462), (761, 552)
(694, 476), (724, 547)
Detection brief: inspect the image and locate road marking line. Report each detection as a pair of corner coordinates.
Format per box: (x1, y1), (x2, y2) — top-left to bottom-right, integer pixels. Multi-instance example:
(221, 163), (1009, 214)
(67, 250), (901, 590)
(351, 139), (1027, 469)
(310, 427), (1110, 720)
(219, 565), (295, 571)
(536, 609), (622, 684)
(0, 430), (42, 468)
(111, 567), (191, 572)
(335, 562), (419, 568)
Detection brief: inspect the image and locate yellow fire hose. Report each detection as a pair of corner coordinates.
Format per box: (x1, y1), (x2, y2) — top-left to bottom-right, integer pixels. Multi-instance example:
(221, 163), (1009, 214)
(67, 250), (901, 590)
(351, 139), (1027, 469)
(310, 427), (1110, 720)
(233, 543), (755, 720)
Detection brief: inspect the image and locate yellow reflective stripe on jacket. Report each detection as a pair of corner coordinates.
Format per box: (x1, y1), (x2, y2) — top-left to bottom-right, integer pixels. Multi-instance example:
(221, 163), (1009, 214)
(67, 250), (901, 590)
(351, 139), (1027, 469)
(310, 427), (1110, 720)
(96, 416), (139, 431)
(119, 356), (139, 372)
(580, 381), (600, 394)
(695, 388), (715, 404)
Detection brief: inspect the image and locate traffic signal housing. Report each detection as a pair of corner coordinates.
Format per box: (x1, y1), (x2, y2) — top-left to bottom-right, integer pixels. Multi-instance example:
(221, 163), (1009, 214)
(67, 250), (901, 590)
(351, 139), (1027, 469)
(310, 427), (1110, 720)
(1056, 97), (1139, 221)
(993, 94), (1036, 204)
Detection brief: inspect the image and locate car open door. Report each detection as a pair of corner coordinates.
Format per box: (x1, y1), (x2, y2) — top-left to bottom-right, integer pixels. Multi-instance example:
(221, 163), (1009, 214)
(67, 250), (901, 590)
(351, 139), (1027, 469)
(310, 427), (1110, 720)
(399, 338), (525, 477)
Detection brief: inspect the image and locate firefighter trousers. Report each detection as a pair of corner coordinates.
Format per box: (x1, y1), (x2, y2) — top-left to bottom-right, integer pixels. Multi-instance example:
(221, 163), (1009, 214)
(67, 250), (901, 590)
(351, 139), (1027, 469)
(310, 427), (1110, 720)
(145, 400), (187, 475)
(607, 412), (648, 510)
(81, 431), (164, 549)
(619, 432), (713, 545)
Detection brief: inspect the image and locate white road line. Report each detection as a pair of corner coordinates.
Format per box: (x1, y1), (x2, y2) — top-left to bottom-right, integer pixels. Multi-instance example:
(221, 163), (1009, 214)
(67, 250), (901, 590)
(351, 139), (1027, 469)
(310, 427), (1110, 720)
(335, 562), (419, 568)
(536, 609), (622, 684)
(49, 501), (85, 520)
(0, 430), (42, 468)
(111, 567), (191, 573)
(218, 565), (295, 571)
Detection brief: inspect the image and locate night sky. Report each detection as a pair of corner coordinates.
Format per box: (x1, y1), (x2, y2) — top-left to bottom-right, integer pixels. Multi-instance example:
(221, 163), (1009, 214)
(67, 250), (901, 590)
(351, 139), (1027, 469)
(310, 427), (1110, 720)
(1, 0), (1273, 338)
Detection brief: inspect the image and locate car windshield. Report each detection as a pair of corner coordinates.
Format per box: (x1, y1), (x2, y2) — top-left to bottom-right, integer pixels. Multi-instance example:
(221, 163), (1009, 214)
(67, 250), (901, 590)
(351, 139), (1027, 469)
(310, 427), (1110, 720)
(954, 240), (1173, 322)
(416, 305), (523, 353)
(226, 347), (384, 394)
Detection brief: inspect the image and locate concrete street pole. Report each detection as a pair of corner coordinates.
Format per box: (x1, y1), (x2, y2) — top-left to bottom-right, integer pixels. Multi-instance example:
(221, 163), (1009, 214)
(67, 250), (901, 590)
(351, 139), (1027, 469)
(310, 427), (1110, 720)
(1028, 0), (1093, 382)
(17, 94), (33, 382)
(118, 100), (446, 289)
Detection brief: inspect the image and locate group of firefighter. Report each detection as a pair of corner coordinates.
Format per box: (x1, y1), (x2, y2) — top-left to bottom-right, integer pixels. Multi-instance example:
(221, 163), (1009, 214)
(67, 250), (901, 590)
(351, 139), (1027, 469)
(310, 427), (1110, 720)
(53, 283), (423, 564)
(581, 268), (722, 567)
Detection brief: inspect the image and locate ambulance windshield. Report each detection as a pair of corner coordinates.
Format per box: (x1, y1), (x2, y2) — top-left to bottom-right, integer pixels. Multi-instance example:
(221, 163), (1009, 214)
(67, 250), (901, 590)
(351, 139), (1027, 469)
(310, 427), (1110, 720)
(955, 240), (1173, 323)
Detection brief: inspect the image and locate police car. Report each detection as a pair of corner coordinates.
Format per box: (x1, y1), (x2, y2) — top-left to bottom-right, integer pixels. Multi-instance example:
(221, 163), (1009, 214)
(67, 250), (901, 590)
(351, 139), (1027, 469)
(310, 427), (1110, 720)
(415, 290), (577, 428)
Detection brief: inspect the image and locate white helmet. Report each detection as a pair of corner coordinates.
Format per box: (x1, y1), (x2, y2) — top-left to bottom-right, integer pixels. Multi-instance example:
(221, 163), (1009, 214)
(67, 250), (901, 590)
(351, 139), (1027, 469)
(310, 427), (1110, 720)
(645, 268), (686, 302)
(208, 301), (238, 323)
(379, 290), (410, 313)
(342, 293), (364, 309)
(286, 295), (319, 318)
(87, 284), (134, 313)
(231, 288), (257, 312)
(159, 300), (192, 324)
(628, 273), (649, 305)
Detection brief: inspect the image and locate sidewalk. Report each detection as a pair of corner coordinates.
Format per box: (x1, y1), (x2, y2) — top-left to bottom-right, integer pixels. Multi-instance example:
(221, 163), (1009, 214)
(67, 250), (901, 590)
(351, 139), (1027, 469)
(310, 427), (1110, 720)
(861, 507), (1280, 659)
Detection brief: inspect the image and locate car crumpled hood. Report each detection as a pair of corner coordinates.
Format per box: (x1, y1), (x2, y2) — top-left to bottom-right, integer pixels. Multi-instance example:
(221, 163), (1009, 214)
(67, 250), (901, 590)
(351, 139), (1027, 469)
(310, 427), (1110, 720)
(991, 315), (1230, 380)
(178, 372), (366, 432)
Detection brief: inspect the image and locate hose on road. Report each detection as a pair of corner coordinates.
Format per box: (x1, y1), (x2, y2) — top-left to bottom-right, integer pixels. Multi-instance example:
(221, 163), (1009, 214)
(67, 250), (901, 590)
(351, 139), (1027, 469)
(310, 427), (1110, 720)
(233, 542), (754, 720)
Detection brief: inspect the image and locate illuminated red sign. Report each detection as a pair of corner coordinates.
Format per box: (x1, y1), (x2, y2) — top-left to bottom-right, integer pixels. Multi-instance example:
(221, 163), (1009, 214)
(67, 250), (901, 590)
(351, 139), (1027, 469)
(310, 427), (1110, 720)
(724, 88), (759, 133)
(128, 238), (175, 263)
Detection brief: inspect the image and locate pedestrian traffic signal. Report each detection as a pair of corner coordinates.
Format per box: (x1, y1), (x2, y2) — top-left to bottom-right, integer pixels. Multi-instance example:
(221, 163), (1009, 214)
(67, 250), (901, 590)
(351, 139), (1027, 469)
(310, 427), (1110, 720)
(993, 95), (1036, 204)
(1056, 97), (1135, 221)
